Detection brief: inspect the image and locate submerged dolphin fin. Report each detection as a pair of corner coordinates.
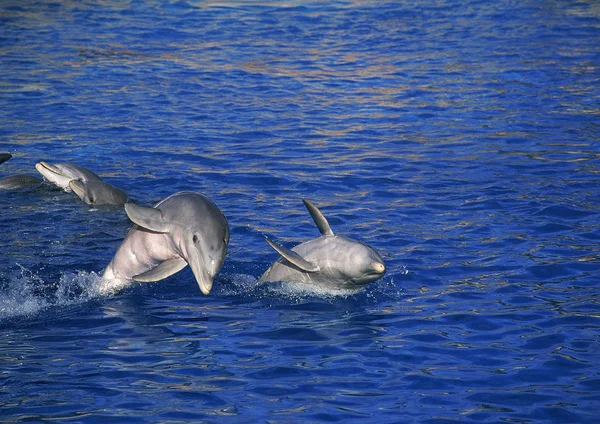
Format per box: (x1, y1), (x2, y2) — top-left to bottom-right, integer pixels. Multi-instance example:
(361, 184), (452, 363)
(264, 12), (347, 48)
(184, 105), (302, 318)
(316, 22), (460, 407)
(302, 199), (334, 236)
(0, 153), (12, 165)
(264, 236), (320, 273)
(132, 258), (187, 282)
(125, 202), (170, 233)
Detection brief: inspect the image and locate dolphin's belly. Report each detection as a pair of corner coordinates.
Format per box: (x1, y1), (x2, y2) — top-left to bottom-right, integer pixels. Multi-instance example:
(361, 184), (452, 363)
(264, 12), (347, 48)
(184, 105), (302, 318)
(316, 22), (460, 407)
(102, 228), (180, 282)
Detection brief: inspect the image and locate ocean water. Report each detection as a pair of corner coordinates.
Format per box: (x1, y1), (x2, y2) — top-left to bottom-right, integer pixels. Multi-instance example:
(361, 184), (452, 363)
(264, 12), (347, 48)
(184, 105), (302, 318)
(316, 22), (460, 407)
(1, 0), (599, 422)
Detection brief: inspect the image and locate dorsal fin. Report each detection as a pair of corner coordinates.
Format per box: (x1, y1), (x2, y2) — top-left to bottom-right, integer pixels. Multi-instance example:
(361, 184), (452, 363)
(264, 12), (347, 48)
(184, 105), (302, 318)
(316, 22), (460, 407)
(264, 236), (320, 273)
(302, 199), (334, 236)
(125, 202), (170, 233)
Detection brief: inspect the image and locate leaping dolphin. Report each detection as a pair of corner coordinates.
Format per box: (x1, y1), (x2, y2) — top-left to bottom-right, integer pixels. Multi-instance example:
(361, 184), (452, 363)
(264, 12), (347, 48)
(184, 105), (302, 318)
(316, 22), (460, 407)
(259, 199), (386, 290)
(102, 191), (230, 294)
(69, 180), (129, 206)
(35, 161), (102, 191)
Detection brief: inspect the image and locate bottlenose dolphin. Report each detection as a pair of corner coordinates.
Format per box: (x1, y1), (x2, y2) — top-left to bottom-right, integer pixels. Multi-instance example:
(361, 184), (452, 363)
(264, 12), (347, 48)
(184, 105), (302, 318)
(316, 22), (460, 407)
(35, 161), (102, 191)
(102, 191), (230, 294)
(0, 154), (43, 189)
(69, 180), (129, 206)
(259, 199), (386, 290)
(0, 175), (43, 189)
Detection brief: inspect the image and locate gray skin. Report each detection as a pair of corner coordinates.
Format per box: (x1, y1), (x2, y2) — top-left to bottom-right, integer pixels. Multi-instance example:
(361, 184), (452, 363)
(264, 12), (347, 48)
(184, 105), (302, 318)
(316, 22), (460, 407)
(102, 191), (230, 295)
(0, 154), (43, 189)
(69, 180), (129, 206)
(35, 161), (102, 191)
(259, 199), (386, 291)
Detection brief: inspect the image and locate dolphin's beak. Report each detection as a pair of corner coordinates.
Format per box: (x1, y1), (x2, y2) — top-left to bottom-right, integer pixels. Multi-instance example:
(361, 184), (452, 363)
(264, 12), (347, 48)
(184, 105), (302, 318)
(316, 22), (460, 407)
(194, 268), (213, 295)
(35, 161), (59, 176)
(372, 262), (386, 275)
(183, 237), (214, 295)
(35, 162), (72, 190)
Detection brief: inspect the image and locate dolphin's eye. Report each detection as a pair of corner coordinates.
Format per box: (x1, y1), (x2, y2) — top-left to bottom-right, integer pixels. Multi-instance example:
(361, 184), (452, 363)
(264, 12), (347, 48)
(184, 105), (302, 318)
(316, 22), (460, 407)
(193, 234), (199, 244)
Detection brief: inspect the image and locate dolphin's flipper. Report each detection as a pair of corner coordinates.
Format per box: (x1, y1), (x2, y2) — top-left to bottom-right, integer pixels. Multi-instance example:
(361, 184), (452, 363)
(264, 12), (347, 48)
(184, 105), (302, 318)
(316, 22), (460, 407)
(264, 236), (320, 273)
(302, 199), (334, 236)
(125, 202), (170, 233)
(132, 258), (187, 282)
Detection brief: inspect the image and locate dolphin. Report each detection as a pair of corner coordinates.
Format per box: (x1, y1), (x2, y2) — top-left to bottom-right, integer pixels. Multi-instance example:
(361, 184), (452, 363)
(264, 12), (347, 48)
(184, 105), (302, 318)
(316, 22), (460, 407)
(0, 154), (43, 189)
(259, 199), (386, 290)
(0, 175), (43, 189)
(102, 191), (230, 294)
(69, 180), (129, 206)
(35, 161), (102, 191)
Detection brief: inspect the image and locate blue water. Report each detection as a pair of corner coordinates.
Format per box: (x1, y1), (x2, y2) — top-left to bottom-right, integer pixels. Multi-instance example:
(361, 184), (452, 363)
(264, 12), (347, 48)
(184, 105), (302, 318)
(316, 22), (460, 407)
(1, 1), (599, 422)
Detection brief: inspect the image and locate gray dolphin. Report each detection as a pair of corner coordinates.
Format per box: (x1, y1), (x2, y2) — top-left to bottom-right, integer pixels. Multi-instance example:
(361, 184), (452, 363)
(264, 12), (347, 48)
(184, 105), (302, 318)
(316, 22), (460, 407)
(35, 161), (102, 191)
(0, 175), (43, 189)
(69, 180), (129, 206)
(259, 199), (386, 290)
(0, 154), (43, 189)
(102, 191), (230, 294)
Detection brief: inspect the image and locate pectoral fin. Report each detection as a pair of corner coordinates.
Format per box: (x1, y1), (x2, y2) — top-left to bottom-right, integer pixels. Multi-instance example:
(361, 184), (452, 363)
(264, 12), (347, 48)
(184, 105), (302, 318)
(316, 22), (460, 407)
(302, 199), (334, 236)
(125, 202), (170, 233)
(264, 236), (320, 273)
(133, 258), (187, 282)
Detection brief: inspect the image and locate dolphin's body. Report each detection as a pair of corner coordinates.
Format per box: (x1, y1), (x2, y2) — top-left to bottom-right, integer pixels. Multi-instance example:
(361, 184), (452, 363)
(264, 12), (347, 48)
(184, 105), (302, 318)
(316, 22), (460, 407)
(69, 180), (129, 206)
(259, 199), (386, 290)
(35, 161), (102, 191)
(0, 154), (43, 189)
(0, 175), (43, 189)
(102, 192), (230, 294)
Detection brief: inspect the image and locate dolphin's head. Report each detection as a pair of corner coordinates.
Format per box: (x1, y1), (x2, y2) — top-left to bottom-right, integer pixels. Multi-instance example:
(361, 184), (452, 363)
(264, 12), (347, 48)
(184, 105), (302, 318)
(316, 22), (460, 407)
(123, 192), (230, 294)
(328, 236), (386, 287)
(36, 162), (75, 190)
(180, 219), (230, 295)
(36, 162), (101, 191)
(164, 193), (230, 295)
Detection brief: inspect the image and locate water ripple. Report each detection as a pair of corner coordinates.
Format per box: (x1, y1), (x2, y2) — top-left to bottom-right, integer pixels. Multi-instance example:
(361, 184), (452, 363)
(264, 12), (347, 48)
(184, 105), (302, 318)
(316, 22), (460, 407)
(1, 0), (599, 422)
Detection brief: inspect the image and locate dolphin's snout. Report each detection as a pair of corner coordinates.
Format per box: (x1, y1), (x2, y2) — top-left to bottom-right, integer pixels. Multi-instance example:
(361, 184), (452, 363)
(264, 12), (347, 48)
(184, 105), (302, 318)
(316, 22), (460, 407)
(36, 161), (56, 174)
(372, 262), (386, 274)
(197, 271), (213, 295)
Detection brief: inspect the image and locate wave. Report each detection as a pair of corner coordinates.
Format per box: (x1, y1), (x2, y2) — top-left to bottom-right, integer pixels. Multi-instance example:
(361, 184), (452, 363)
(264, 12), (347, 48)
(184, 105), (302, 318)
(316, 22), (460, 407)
(0, 264), (408, 321)
(215, 267), (407, 304)
(0, 265), (109, 321)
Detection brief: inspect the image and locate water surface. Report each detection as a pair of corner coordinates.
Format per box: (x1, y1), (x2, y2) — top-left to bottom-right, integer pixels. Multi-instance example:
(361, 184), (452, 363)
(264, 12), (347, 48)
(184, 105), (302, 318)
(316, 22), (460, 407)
(1, 1), (599, 422)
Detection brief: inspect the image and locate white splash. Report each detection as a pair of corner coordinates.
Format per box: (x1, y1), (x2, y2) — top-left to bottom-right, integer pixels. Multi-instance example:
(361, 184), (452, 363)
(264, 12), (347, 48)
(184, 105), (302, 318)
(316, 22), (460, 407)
(0, 265), (112, 320)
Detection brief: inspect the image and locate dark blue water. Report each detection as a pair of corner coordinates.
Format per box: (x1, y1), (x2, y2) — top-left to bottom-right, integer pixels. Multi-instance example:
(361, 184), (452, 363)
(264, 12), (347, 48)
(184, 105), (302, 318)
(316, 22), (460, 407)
(1, 1), (599, 422)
